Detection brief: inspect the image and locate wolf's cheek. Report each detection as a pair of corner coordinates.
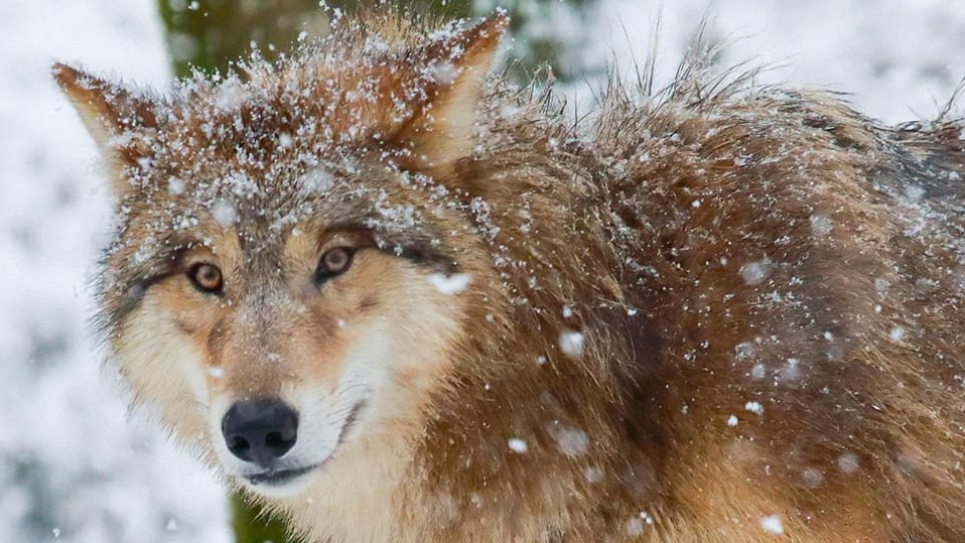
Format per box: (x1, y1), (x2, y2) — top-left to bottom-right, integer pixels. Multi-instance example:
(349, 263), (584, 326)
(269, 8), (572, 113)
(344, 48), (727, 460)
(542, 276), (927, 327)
(331, 263), (470, 427)
(112, 292), (215, 451)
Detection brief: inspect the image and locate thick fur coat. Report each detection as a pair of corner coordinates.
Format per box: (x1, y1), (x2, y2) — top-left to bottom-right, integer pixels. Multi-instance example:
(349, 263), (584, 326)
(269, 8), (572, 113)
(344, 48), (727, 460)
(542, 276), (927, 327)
(55, 12), (965, 542)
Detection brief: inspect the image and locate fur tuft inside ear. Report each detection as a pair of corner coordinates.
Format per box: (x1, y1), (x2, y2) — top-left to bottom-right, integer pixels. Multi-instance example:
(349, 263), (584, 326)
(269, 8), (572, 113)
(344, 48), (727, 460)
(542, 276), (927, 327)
(390, 12), (509, 176)
(52, 62), (158, 196)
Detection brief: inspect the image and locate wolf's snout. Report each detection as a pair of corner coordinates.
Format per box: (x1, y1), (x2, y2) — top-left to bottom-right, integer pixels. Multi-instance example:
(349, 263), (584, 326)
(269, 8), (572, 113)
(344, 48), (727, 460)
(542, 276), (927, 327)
(221, 399), (299, 465)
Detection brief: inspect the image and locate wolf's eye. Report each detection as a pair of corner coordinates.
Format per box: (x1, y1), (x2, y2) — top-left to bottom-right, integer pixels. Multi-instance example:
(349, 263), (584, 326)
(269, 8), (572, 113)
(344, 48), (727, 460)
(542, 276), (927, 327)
(189, 263), (223, 294)
(316, 247), (353, 283)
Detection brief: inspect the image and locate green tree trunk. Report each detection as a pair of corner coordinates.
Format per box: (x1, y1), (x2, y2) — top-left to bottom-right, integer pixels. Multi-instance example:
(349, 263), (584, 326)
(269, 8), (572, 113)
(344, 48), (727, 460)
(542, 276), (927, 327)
(158, 0), (328, 78)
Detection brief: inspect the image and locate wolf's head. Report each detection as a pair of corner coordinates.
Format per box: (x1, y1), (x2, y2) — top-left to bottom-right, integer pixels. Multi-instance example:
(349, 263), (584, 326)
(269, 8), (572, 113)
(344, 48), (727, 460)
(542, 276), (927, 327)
(55, 14), (509, 498)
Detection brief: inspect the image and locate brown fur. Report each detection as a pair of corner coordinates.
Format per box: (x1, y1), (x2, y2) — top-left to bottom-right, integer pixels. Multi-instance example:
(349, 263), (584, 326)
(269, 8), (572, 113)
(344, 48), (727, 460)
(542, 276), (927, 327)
(55, 11), (965, 542)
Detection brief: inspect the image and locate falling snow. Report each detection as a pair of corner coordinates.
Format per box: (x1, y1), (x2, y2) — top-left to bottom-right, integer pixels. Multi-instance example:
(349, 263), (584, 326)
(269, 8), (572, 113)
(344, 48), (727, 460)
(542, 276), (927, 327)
(584, 466), (605, 483)
(838, 452), (860, 474)
(558, 331), (585, 357)
(428, 61), (460, 85)
(549, 426), (589, 457)
(428, 273), (473, 295)
(740, 261), (771, 286)
(507, 438), (528, 454)
(761, 515), (784, 534)
(809, 214), (833, 236)
(626, 517), (644, 536)
(211, 199), (238, 227)
(299, 168), (335, 194)
(8, 0), (965, 540)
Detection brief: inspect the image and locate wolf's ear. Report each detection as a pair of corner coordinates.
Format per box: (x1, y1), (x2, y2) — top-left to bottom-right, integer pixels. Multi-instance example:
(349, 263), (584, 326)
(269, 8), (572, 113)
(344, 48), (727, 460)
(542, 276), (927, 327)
(52, 63), (158, 196)
(388, 13), (508, 177)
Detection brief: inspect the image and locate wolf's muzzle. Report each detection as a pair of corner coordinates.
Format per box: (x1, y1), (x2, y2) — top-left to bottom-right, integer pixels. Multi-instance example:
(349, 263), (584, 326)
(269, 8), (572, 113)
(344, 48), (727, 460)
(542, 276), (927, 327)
(221, 399), (299, 466)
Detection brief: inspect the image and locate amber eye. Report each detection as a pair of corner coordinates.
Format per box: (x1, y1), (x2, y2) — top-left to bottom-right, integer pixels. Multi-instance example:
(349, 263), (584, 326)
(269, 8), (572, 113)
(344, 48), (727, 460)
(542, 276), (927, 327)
(316, 247), (353, 284)
(189, 263), (223, 294)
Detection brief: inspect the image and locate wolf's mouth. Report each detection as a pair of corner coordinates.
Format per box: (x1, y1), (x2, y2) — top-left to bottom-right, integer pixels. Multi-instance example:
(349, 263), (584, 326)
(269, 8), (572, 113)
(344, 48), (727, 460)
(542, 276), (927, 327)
(246, 464), (317, 486)
(335, 399), (367, 447)
(243, 399), (368, 488)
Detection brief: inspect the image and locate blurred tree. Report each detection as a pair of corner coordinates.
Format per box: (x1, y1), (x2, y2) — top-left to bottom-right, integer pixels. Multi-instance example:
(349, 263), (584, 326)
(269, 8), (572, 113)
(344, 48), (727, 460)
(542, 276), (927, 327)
(478, 0), (590, 80)
(159, 0), (328, 78)
(155, 0), (585, 541)
(229, 492), (287, 543)
(159, 0), (589, 80)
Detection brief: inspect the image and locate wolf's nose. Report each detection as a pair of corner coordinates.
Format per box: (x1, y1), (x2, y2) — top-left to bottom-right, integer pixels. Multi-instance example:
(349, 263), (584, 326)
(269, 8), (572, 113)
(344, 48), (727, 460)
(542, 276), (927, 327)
(221, 399), (299, 465)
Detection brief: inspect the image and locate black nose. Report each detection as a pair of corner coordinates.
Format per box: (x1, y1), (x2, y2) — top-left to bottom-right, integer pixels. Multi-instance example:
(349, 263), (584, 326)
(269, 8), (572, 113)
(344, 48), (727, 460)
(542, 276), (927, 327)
(221, 399), (299, 466)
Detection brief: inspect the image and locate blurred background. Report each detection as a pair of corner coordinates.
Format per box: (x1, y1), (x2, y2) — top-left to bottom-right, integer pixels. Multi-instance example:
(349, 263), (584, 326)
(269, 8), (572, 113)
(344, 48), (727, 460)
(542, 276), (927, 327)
(3, 0), (965, 541)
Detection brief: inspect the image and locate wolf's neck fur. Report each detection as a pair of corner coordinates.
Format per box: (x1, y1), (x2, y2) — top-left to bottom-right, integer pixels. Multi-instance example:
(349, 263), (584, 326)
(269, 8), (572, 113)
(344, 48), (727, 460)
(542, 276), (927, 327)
(400, 113), (669, 541)
(272, 103), (661, 542)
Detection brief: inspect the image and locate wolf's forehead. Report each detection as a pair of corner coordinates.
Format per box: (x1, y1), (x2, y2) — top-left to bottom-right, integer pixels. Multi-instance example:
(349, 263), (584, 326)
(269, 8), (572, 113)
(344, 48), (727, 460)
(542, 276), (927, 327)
(155, 100), (340, 175)
(162, 59), (413, 158)
(168, 169), (359, 230)
(130, 163), (433, 254)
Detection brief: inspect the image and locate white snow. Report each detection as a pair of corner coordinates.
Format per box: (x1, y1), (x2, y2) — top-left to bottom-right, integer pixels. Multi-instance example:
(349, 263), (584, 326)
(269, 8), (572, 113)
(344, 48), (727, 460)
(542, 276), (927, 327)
(904, 185), (926, 204)
(761, 515), (784, 534)
(507, 438), (529, 454)
(584, 466), (605, 483)
(211, 198), (239, 227)
(428, 273), (473, 295)
(0, 1), (228, 541)
(801, 468), (824, 488)
(745, 401), (765, 416)
(875, 278), (891, 293)
(740, 261), (771, 286)
(809, 215), (833, 236)
(428, 60), (460, 85)
(626, 517), (645, 536)
(576, 0), (965, 124)
(780, 358), (801, 382)
(167, 177), (186, 195)
(549, 426), (589, 457)
(558, 330), (585, 357)
(299, 168), (334, 194)
(838, 452), (861, 474)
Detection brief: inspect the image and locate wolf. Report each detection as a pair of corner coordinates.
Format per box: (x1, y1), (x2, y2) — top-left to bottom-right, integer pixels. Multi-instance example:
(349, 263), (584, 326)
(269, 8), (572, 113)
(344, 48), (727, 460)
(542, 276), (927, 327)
(54, 10), (965, 542)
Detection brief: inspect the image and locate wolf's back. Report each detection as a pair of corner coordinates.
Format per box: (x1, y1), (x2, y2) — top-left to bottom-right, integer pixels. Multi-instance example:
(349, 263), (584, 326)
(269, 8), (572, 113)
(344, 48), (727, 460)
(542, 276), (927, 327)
(582, 79), (965, 540)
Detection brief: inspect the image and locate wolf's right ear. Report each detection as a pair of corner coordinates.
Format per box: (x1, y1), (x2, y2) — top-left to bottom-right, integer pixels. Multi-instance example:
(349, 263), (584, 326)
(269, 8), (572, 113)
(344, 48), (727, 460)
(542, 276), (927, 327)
(383, 14), (508, 183)
(52, 63), (158, 196)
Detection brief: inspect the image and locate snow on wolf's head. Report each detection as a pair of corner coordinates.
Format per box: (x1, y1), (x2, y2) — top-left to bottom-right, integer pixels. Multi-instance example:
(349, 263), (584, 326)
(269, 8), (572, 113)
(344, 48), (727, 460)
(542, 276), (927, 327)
(55, 13), (507, 498)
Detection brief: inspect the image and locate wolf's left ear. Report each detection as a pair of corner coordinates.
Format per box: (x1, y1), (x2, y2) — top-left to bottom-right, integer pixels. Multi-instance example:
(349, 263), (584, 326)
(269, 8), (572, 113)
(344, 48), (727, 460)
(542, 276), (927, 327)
(53, 63), (158, 196)
(388, 13), (509, 177)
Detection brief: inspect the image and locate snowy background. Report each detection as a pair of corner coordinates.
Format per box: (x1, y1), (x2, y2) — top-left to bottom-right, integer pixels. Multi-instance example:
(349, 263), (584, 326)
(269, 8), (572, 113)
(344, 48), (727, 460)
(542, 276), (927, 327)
(3, 0), (964, 540)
